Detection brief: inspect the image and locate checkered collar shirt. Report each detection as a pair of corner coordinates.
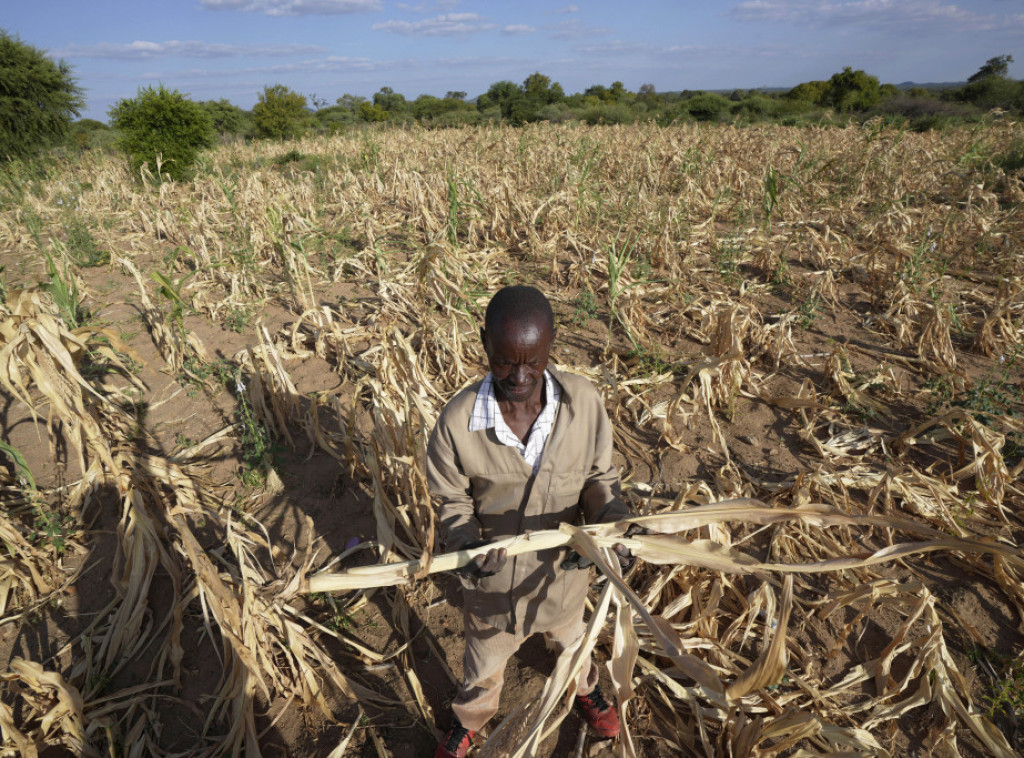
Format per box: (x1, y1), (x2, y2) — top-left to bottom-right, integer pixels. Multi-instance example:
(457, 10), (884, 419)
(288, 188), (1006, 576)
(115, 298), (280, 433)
(469, 370), (561, 473)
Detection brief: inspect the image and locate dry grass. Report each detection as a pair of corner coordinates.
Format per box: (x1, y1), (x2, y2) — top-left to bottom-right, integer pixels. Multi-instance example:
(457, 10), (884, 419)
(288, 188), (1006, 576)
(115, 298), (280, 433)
(1, 118), (1023, 756)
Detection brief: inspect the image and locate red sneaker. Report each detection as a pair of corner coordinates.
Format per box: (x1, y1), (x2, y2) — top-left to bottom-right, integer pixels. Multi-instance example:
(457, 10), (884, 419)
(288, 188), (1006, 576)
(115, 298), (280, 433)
(576, 685), (620, 739)
(435, 718), (476, 758)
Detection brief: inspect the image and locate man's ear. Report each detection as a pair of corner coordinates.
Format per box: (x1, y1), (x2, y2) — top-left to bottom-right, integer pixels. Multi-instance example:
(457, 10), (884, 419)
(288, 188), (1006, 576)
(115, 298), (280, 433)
(550, 327), (558, 346)
(480, 327), (488, 352)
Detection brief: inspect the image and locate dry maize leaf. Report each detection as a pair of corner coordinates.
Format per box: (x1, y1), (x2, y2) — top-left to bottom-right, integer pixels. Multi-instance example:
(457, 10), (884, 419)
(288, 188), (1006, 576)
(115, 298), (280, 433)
(727, 575), (793, 701)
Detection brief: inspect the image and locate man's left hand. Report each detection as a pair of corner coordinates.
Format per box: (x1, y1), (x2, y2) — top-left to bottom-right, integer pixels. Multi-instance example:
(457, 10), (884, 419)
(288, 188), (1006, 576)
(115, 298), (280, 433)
(561, 523), (649, 573)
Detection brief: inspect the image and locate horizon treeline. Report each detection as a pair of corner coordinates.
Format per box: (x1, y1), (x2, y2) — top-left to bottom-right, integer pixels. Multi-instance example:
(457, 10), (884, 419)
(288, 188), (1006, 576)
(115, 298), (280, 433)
(65, 55), (1024, 149)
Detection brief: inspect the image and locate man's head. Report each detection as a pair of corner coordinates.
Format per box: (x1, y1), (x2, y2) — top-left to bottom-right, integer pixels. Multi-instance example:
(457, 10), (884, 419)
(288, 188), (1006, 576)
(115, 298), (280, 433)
(481, 286), (557, 404)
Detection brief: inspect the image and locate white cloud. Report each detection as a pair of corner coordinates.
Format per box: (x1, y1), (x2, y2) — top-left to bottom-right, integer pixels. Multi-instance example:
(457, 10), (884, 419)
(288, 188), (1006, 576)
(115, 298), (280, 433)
(551, 4), (580, 13)
(576, 40), (651, 55)
(503, 24), (537, 35)
(730, 0), (999, 32)
(53, 40), (325, 60)
(200, 0), (381, 16)
(547, 19), (611, 40)
(373, 12), (496, 35)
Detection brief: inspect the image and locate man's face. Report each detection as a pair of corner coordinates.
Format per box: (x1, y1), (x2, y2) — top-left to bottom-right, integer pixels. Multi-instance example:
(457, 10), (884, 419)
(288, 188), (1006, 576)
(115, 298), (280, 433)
(482, 315), (555, 404)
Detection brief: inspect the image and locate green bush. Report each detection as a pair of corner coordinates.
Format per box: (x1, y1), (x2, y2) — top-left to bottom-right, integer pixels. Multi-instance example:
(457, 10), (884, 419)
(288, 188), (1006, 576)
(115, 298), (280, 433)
(869, 96), (978, 131)
(0, 29), (84, 162)
(314, 104), (358, 133)
(430, 109), (483, 128)
(109, 85), (215, 182)
(580, 103), (636, 125)
(732, 95), (781, 122)
(684, 92), (732, 122)
(200, 99), (251, 137)
(536, 103), (577, 123)
(68, 119), (112, 151)
(252, 84), (311, 140)
(821, 67), (883, 112)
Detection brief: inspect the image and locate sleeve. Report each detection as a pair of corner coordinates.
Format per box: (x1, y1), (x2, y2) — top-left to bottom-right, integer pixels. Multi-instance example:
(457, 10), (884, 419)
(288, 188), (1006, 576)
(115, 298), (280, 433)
(579, 386), (631, 525)
(426, 409), (482, 552)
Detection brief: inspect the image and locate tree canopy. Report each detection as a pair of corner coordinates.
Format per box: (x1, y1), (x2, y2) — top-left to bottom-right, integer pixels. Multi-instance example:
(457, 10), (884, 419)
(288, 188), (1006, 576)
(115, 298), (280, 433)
(968, 55), (1014, 84)
(109, 85), (215, 182)
(252, 85), (310, 140)
(0, 29), (84, 162)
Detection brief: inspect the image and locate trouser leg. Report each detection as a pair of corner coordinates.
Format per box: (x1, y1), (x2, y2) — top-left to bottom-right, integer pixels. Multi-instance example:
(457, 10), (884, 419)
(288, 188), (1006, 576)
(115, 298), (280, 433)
(452, 612), (522, 732)
(544, 612), (599, 697)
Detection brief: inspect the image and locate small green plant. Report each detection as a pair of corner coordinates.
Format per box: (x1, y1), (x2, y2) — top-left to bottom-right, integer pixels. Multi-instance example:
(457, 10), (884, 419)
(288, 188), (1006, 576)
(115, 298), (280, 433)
(224, 305), (255, 334)
(571, 288), (598, 325)
(712, 237), (741, 285)
(969, 648), (1024, 723)
(32, 510), (73, 554)
(798, 290), (822, 328)
(41, 249), (87, 328)
(151, 269), (196, 330)
(0, 264), (8, 304)
(626, 346), (675, 376)
(0, 441), (72, 554)
(924, 346), (1021, 424)
(962, 346), (1021, 425)
(899, 231), (940, 294)
(179, 356), (232, 396)
(64, 216), (109, 267)
(233, 371), (275, 488)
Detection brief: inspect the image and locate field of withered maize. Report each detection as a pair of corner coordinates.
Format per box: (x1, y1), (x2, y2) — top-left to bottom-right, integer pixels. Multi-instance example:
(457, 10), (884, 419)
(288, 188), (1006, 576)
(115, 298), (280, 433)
(1, 119), (1023, 757)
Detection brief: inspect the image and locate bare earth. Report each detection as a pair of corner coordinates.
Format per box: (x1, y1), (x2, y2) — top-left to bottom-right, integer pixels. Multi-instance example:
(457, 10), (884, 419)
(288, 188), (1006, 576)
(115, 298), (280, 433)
(1, 121), (1023, 757)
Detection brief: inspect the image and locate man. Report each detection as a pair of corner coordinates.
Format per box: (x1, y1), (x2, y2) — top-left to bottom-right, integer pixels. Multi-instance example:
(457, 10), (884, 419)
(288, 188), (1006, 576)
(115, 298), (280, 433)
(426, 285), (633, 758)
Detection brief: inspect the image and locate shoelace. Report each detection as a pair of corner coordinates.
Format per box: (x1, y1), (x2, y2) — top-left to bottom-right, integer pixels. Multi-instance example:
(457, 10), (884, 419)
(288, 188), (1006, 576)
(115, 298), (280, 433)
(443, 723), (472, 751)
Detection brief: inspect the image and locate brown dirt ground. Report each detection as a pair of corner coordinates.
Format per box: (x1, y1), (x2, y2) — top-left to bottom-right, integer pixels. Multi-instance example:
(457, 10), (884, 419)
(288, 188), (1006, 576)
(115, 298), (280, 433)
(2, 229), (1022, 757)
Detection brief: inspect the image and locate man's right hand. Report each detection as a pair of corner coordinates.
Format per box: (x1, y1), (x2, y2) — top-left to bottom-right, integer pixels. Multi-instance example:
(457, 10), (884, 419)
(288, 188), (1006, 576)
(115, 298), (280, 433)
(457, 543), (508, 578)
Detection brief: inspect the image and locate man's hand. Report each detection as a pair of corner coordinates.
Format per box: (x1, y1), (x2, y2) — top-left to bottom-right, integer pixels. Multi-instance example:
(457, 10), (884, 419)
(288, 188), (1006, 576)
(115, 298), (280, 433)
(561, 523), (649, 573)
(457, 542), (508, 579)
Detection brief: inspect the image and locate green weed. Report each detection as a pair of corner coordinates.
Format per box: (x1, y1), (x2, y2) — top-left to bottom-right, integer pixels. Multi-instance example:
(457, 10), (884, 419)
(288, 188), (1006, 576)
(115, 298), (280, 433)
(571, 289), (598, 325)
(234, 372), (275, 488)
(225, 305), (256, 334)
(151, 269), (196, 329)
(179, 356), (232, 397)
(64, 217), (109, 267)
(42, 249), (87, 328)
(798, 290), (822, 328)
(0, 441), (72, 554)
(969, 648), (1024, 723)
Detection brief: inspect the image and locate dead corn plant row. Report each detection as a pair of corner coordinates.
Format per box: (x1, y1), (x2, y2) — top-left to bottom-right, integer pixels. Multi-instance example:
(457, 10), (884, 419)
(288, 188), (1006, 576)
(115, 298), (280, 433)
(2, 120), (1023, 756)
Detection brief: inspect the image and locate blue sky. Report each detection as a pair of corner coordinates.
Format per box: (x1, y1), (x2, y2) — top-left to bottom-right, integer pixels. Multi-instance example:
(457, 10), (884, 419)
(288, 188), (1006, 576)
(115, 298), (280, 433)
(5, 0), (1023, 121)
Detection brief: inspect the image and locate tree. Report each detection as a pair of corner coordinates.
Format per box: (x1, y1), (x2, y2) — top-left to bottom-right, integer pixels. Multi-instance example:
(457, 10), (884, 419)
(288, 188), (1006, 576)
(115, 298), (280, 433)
(0, 29), (84, 162)
(477, 80), (520, 119)
(373, 86), (409, 116)
(336, 93), (368, 112)
(968, 55), (1014, 83)
(252, 84), (310, 140)
(821, 67), (882, 112)
(109, 85), (214, 181)
(199, 99), (250, 136)
(684, 92), (731, 122)
(784, 80), (828, 104)
(358, 101), (389, 122)
(446, 91), (467, 101)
